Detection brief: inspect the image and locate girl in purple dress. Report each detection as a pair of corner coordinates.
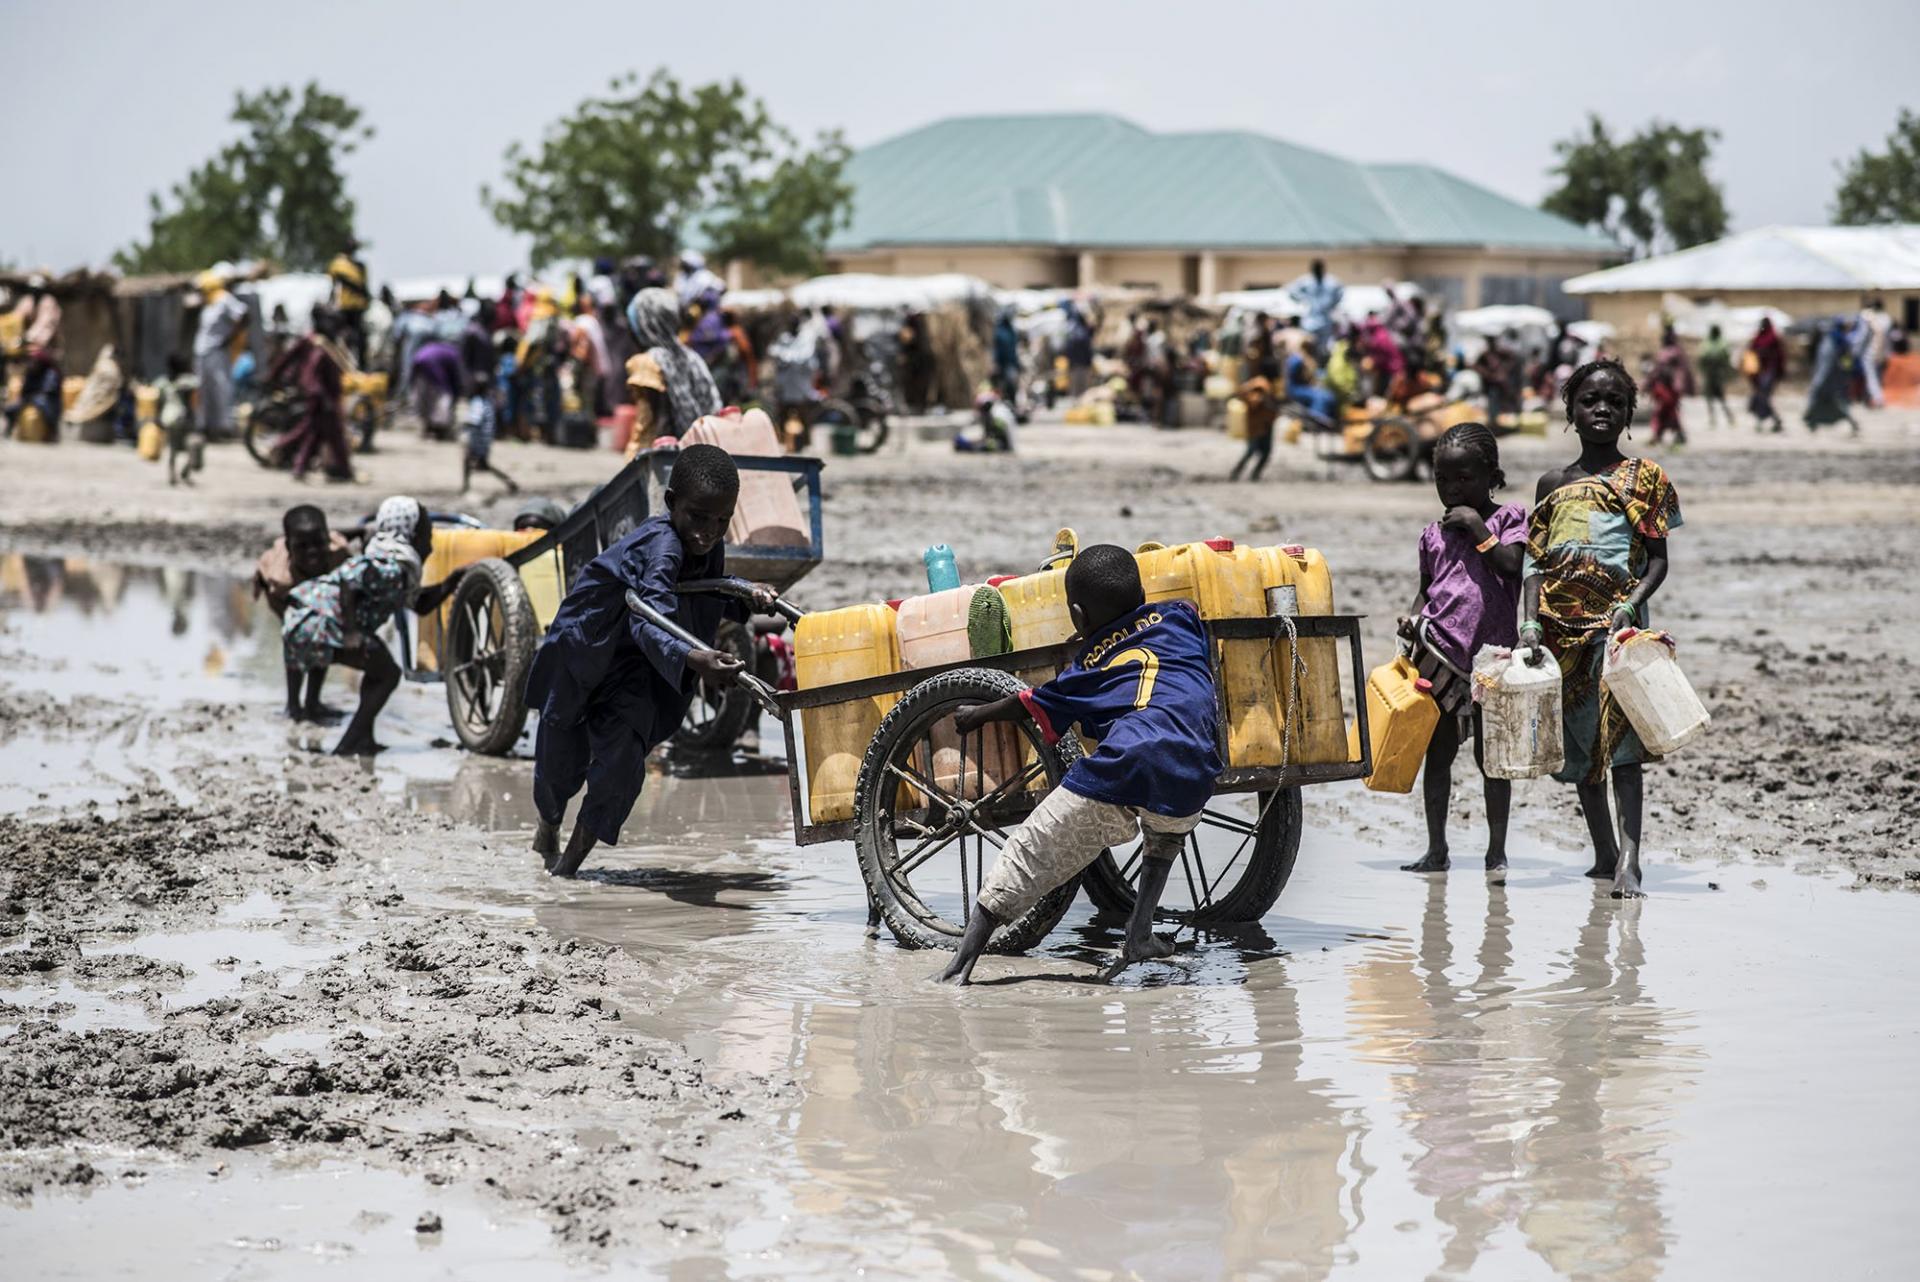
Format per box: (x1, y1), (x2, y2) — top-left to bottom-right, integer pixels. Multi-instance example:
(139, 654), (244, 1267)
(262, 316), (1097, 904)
(1396, 422), (1528, 873)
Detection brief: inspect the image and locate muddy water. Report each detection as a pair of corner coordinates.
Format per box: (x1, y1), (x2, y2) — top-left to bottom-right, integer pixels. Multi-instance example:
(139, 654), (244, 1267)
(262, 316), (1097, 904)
(7, 552), (1920, 1278)
(388, 754), (1917, 1281)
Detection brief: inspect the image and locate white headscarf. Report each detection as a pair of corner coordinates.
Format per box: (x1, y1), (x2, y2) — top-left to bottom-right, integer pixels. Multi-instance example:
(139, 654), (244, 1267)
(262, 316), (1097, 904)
(366, 495), (424, 592)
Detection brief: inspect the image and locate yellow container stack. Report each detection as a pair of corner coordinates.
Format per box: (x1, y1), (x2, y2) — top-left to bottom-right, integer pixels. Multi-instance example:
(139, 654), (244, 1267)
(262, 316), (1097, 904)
(414, 528), (547, 671)
(1348, 655), (1440, 793)
(795, 604), (903, 823)
(1253, 545), (1350, 765)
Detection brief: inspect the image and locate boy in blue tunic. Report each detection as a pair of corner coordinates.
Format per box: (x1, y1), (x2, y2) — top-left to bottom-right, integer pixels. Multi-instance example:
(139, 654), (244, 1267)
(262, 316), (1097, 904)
(937, 544), (1223, 984)
(527, 444), (775, 877)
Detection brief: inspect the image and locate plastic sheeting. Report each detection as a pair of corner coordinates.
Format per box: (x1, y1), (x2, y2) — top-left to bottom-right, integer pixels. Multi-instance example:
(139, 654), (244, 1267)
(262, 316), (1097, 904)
(1565, 225), (1920, 295)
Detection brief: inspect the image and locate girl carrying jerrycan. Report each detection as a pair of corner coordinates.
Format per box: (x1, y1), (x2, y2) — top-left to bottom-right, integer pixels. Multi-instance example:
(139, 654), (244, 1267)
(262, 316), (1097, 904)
(1395, 422), (1528, 874)
(1521, 358), (1682, 900)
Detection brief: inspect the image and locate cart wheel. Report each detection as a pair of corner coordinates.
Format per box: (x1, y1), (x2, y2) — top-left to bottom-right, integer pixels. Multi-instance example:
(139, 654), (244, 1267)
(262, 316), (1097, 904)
(853, 668), (1080, 953)
(241, 403), (281, 468)
(672, 620), (757, 751)
(1364, 417), (1420, 482)
(1081, 788), (1303, 924)
(444, 558), (538, 755)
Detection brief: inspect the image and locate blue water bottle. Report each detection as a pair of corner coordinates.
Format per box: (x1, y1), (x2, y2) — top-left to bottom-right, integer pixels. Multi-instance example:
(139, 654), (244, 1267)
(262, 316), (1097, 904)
(923, 544), (960, 593)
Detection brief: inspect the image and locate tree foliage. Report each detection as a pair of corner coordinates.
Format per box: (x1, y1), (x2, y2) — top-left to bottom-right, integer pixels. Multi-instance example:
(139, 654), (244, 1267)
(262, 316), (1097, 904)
(1833, 108), (1920, 224)
(485, 70), (853, 275)
(1542, 115), (1729, 256)
(115, 83), (371, 274)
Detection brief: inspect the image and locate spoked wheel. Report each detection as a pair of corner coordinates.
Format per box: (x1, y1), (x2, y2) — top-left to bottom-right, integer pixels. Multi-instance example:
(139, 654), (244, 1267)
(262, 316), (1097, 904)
(854, 668), (1080, 953)
(242, 399), (292, 468)
(1081, 788), (1303, 924)
(1364, 417), (1420, 482)
(444, 558), (538, 755)
(673, 619), (757, 751)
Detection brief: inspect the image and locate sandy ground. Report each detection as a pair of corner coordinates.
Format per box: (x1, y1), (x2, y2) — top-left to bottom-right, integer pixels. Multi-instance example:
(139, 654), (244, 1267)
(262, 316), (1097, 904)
(2, 394), (1918, 1274)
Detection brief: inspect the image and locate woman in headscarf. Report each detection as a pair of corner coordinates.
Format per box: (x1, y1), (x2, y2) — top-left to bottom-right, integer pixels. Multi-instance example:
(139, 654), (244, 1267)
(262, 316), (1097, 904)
(622, 287), (720, 457)
(1804, 318), (1859, 434)
(281, 496), (464, 754)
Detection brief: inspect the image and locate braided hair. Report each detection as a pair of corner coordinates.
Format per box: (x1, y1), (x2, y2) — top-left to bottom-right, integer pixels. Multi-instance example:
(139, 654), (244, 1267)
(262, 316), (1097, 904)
(1560, 356), (1638, 424)
(1434, 420), (1505, 490)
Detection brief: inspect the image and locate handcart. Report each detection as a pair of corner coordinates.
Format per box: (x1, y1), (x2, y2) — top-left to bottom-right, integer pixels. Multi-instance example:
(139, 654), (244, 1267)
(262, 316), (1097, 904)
(630, 579), (1375, 953)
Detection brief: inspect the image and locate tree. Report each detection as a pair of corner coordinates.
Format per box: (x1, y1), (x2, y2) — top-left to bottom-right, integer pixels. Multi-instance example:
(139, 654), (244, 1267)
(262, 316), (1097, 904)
(1542, 115), (1728, 256)
(1833, 108), (1920, 224)
(486, 70), (853, 275)
(115, 83), (372, 274)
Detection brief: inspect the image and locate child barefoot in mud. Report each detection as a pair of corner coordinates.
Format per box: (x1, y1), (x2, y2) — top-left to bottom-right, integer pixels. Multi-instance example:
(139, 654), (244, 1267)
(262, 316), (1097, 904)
(1521, 359), (1682, 899)
(281, 497), (466, 755)
(526, 445), (775, 878)
(1397, 422), (1526, 874)
(254, 504), (351, 721)
(935, 545), (1222, 985)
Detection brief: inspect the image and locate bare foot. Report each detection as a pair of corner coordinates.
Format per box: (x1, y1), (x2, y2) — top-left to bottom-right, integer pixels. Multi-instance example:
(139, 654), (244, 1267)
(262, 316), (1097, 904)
(532, 820), (559, 862)
(1610, 866), (1645, 899)
(303, 701), (345, 724)
(1123, 932), (1176, 963)
(1584, 862), (1616, 880)
(332, 737), (386, 757)
(1484, 852), (1508, 873)
(931, 962), (973, 986)
(284, 703), (306, 722)
(1401, 851), (1451, 873)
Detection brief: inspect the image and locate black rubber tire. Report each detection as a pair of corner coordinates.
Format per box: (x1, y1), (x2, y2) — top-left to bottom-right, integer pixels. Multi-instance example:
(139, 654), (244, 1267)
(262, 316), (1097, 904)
(852, 401), (889, 454)
(1364, 417), (1421, 483)
(853, 667), (1081, 953)
(1081, 788), (1303, 924)
(671, 620), (757, 751)
(443, 558), (539, 756)
(241, 403), (284, 468)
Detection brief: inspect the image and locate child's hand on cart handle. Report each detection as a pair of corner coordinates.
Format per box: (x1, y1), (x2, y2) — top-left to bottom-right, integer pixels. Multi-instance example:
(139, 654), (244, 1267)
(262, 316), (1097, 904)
(688, 649), (745, 686)
(953, 694), (1025, 736)
(748, 581), (779, 610)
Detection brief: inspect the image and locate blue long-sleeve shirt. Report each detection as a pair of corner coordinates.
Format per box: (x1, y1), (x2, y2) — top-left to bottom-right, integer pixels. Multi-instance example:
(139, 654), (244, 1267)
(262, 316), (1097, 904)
(524, 514), (747, 745)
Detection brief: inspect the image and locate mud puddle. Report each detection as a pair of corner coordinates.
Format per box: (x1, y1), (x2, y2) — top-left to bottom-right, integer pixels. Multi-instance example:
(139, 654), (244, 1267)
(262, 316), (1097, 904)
(433, 763), (1919, 1281)
(0, 1153), (577, 1281)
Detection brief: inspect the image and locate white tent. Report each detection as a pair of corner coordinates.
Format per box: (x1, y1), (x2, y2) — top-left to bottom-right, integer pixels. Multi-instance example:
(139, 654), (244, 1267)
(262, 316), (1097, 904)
(1564, 225), (1920, 295)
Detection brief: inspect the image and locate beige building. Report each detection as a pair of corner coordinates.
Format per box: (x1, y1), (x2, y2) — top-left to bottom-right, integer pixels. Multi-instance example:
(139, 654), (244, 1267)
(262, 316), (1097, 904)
(803, 114), (1618, 313)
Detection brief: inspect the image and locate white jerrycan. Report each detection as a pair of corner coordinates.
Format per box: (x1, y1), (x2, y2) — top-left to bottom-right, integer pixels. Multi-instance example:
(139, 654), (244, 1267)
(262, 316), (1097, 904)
(1601, 629), (1711, 756)
(1473, 645), (1565, 780)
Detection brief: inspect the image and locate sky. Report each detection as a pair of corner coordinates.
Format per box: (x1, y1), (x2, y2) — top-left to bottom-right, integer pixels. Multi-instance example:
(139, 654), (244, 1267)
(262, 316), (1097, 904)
(4, 0), (1915, 279)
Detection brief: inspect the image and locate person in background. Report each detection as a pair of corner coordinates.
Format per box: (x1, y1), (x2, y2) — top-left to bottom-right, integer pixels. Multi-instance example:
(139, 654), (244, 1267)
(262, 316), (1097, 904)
(1644, 357), (1684, 447)
(675, 250), (725, 309)
(1284, 343), (1338, 426)
(1697, 324), (1734, 428)
(992, 308), (1021, 404)
(14, 274), (63, 357)
(1863, 298), (1893, 398)
(1805, 317), (1860, 434)
(620, 287), (721, 460)
(1062, 302), (1094, 400)
(408, 338), (466, 441)
(1655, 325), (1695, 398)
(1475, 332), (1517, 423)
(327, 240), (370, 367)
(155, 354), (202, 485)
(493, 275), (525, 335)
(389, 299), (433, 397)
(1849, 305), (1884, 408)
(267, 306), (354, 482)
(1746, 315), (1785, 432)
(571, 296), (612, 417)
(1228, 374), (1277, 481)
(192, 270), (250, 440)
(1287, 259), (1344, 361)
(461, 375), (518, 496)
(899, 311), (936, 411)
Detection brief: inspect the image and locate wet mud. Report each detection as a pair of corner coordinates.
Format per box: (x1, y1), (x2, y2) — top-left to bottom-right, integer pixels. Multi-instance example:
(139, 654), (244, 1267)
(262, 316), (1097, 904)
(3, 418), (1918, 1276)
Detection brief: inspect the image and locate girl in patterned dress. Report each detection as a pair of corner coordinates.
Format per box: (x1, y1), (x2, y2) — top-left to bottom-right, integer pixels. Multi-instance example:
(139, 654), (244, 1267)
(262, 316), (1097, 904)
(1521, 359), (1682, 899)
(282, 496), (465, 755)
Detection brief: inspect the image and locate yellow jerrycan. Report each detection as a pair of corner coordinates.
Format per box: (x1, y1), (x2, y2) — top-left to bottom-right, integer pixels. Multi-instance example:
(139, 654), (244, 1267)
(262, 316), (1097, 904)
(1254, 545), (1348, 765)
(1349, 654), (1440, 793)
(795, 603), (903, 823)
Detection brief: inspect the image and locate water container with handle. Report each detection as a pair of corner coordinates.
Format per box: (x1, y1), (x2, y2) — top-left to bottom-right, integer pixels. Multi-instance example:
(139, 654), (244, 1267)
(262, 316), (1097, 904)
(1602, 630), (1711, 755)
(1348, 654), (1441, 793)
(1472, 645), (1565, 780)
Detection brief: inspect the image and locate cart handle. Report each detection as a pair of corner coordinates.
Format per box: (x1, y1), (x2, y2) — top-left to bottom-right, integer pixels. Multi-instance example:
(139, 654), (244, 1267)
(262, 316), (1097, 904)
(674, 576), (805, 626)
(624, 589), (782, 717)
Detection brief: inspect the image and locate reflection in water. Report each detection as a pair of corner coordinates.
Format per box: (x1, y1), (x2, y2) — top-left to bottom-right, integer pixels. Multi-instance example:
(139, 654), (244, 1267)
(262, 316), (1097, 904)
(1353, 880), (1698, 1281)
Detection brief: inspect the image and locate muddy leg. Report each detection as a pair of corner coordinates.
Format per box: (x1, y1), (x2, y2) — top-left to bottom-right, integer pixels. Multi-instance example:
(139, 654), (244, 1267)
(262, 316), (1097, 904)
(1472, 714), (1511, 872)
(485, 462), (520, 495)
(548, 822), (597, 879)
(864, 897), (883, 940)
(934, 904), (1000, 985)
(532, 816), (560, 864)
(302, 669), (340, 721)
(284, 668), (305, 719)
(1577, 780), (1619, 879)
(1120, 845), (1177, 963)
(1610, 765), (1645, 899)
(1404, 716), (1460, 872)
(333, 642), (399, 756)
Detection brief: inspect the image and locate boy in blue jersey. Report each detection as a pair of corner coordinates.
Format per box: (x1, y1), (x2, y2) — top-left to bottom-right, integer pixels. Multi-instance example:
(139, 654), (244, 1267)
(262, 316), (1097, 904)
(525, 444), (776, 878)
(936, 544), (1223, 984)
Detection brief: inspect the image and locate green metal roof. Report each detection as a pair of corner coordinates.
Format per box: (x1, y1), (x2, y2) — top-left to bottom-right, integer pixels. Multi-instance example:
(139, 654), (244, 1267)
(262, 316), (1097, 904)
(830, 114), (1615, 256)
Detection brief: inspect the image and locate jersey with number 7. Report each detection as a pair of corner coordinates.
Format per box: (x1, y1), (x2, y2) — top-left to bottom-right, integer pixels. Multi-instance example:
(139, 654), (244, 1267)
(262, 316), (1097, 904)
(1017, 599), (1223, 817)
